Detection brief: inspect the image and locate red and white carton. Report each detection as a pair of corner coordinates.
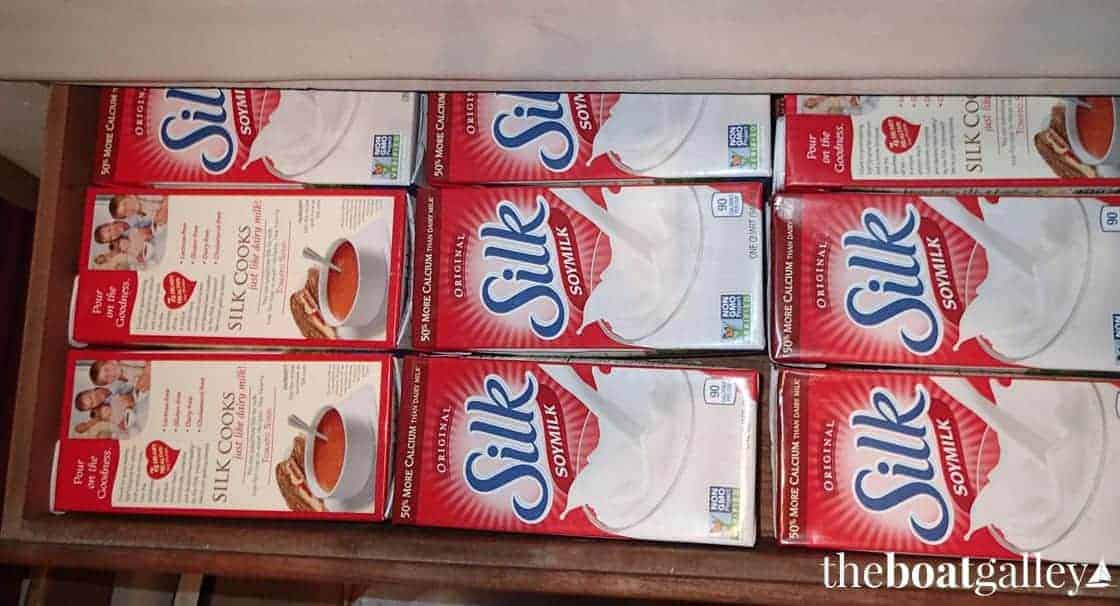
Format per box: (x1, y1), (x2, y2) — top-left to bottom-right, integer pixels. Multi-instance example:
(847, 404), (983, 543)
(51, 350), (396, 520)
(776, 95), (1120, 194)
(775, 367), (1119, 564)
(94, 87), (421, 187)
(770, 192), (1120, 373)
(426, 92), (771, 183)
(393, 355), (758, 546)
(413, 183), (765, 352)
(70, 188), (409, 349)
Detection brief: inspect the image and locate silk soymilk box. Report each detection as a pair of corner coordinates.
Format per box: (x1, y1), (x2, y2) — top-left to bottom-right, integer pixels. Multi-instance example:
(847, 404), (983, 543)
(426, 92), (771, 183)
(393, 355), (758, 546)
(93, 87), (421, 187)
(52, 350), (396, 520)
(775, 367), (1119, 565)
(770, 192), (1120, 373)
(776, 95), (1120, 193)
(412, 183), (765, 352)
(70, 188), (409, 349)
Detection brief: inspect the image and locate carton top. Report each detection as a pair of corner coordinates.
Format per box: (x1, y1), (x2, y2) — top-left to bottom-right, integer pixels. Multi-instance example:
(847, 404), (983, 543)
(770, 192), (1120, 374)
(395, 354), (758, 546)
(93, 87), (421, 187)
(775, 366), (1119, 565)
(779, 95), (1120, 194)
(412, 182), (766, 352)
(72, 187), (410, 349)
(427, 92), (772, 184)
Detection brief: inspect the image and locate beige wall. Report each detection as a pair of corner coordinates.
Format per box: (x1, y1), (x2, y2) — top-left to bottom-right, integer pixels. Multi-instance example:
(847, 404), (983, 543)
(0, 1), (1118, 93)
(1, 2), (1119, 177)
(0, 81), (47, 176)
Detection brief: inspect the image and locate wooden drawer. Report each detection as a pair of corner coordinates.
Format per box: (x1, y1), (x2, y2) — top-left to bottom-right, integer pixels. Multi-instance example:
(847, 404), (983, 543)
(1, 84), (1113, 604)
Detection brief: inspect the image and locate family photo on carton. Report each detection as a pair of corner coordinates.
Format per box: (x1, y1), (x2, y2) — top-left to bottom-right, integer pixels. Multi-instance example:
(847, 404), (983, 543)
(70, 359), (151, 440)
(88, 194), (169, 271)
(76, 190), (402, 348)
(57, 355), (391, 518)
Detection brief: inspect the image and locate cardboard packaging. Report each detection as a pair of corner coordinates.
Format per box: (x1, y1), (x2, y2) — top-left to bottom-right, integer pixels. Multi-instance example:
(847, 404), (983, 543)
(775, 367), (1119, 565)
(52, 350), (396, 520)
(70, 188), (409, 349)
(394, 355), (758, 546)
(776, 95), (1120, 194)
(93, 87), (422, 187)
(427, 92), (771, 183)
(770, 192), (1120, 373)
(413, 183), (765, 353)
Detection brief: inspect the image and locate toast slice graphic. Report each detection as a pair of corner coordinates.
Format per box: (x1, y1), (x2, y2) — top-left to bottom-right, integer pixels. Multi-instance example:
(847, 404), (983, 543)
(275, 435), (326, 512)
(289, 268), (337, 339)
(1035, 104), (1098, 179)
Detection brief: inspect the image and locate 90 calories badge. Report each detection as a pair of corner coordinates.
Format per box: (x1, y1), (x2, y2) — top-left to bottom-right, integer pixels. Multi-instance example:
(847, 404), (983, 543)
(711, 192), (744, 217)
(703, 377), (738, 405)
(1101, 205), (1120, 232)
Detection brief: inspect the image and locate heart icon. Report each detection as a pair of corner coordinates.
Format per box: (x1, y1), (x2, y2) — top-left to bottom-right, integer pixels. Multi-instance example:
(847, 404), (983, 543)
(162, 271), (197, 309)
(145, 440), (180, 480)
(881, 116), (922, 154)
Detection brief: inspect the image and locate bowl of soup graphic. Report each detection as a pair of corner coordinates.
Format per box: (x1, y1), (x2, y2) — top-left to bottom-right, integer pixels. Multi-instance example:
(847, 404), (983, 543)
(1065, 97), (1120, 166)
(316, 236), (388, 329)
(303, 387), (376, 501)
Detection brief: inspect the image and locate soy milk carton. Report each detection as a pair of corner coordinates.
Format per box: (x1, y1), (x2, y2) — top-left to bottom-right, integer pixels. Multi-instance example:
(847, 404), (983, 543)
(70, 188), (408, 349)
(94, 87), (421, 187)
(52, 350), (395, 520)
(776, 95), (1120, 193)
(776, 367), (1119, 565)
(393, 355), (758, 546)
(413, 183), (765, 352)
(771, 192), (1120, 373)
(427, 92), (771, 183)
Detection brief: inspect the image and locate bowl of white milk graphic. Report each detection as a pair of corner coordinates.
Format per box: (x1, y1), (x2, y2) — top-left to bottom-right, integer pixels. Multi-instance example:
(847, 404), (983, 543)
(926, 197), (1120, 372)
(247, 90), (362, 183)
(541, 365), (695, 533)
(591, 94), (708, 174)
(591, 95), (767, 178)
(550, 186), (704, 347)
(933, 377), (1117, 564)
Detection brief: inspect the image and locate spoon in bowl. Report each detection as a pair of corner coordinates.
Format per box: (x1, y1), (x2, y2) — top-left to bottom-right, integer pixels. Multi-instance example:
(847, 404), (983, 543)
(302, 247), (341, 272)
(1063, 97), (1092, 109)
(288, 414), (327, 441)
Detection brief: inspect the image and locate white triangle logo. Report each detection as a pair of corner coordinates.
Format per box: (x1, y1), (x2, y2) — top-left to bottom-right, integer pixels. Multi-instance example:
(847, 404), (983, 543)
(1086, 560), (1112, 589)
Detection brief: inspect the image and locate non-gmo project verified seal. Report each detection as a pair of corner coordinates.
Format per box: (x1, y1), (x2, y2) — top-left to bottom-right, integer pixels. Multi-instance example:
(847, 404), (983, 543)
(371, 134), (400, 180)
(727, 123), (759, 169)
(708, 486), (740, 539)
(1113, 313), (1120, 363)
(720, 294), (751, 341)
